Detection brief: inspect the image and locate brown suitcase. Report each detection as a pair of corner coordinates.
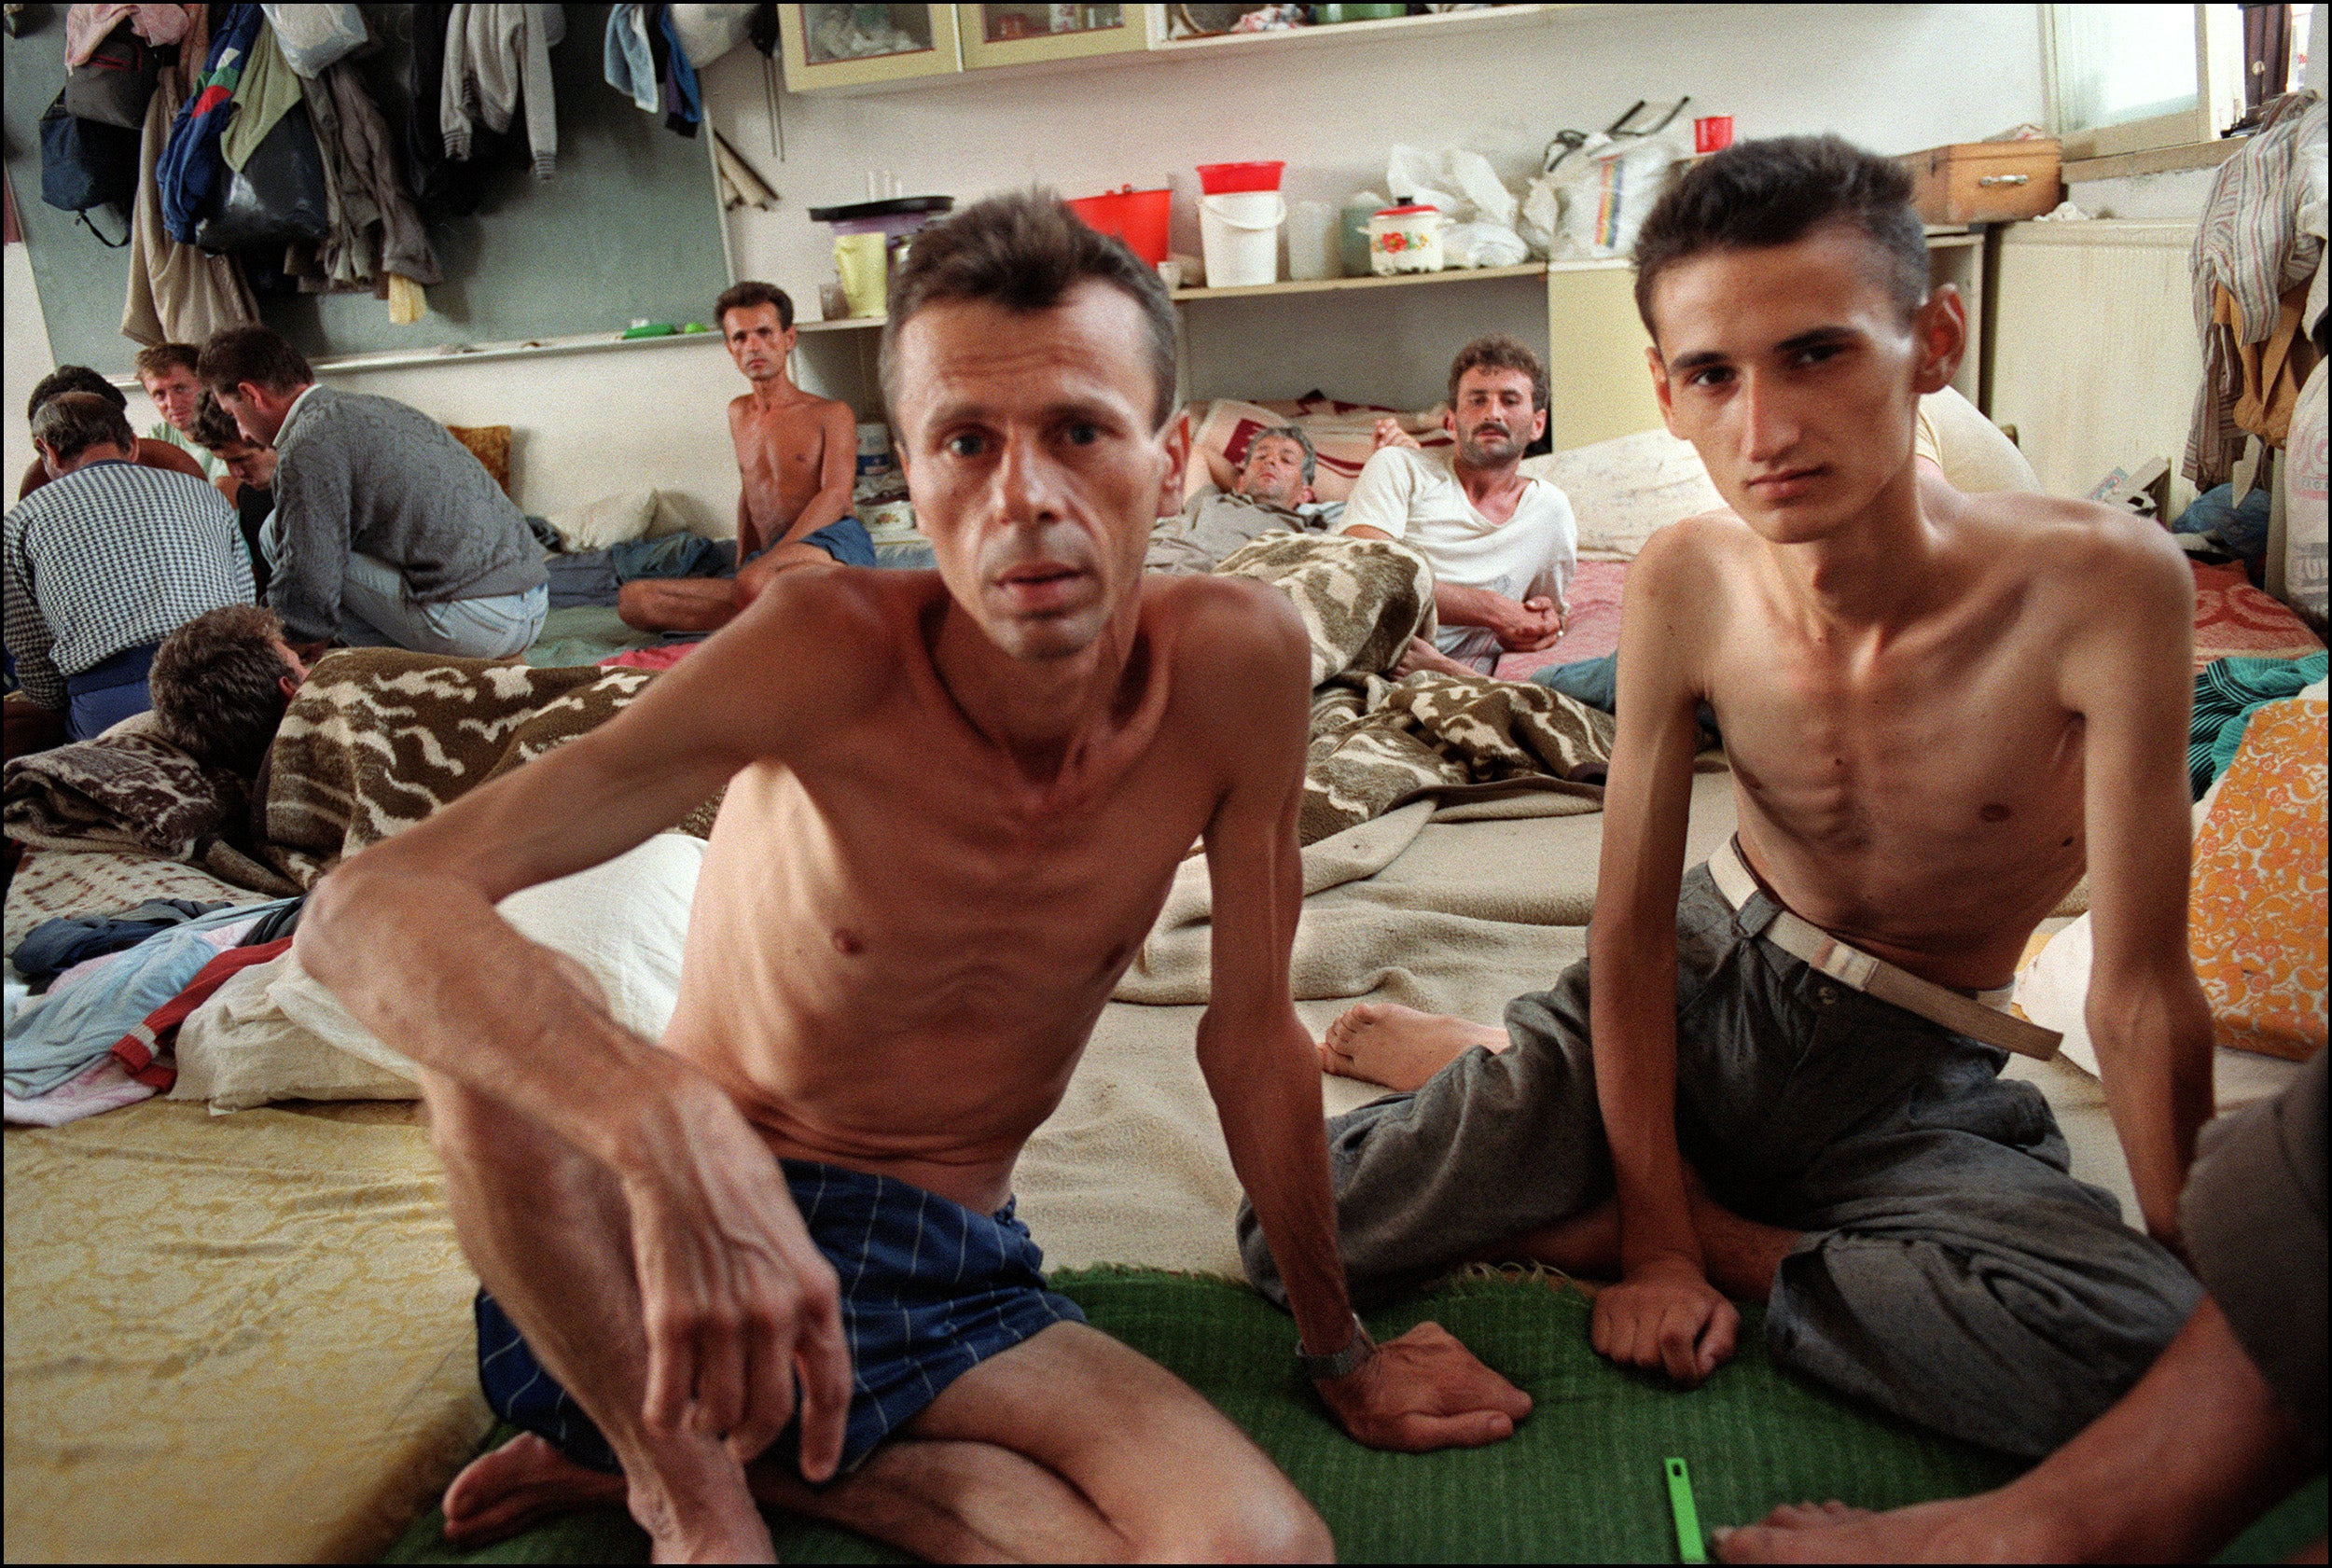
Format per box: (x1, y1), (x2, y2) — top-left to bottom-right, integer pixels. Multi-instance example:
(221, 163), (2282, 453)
(1901, 140), (2062, 224)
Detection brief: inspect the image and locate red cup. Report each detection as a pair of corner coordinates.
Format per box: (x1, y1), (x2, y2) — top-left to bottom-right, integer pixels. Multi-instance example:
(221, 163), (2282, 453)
(1694, 116), (1734, 154)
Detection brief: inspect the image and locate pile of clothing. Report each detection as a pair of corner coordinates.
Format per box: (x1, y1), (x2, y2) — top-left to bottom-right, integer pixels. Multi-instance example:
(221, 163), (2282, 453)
(4, 894), (302, 1126)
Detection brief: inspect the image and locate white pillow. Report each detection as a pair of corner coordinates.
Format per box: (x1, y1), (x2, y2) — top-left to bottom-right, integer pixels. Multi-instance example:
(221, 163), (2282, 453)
(172, 834), (705, 1112)
(544, 488), (661, 552)
(1522, 426), (1723, 561)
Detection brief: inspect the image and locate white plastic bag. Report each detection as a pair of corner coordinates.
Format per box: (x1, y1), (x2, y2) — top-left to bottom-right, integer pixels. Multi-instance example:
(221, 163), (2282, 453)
(260, 4), (368, 76)
(1518, 174), (1562, 258)
(1385, 145), (1465, 218)
(1441, 221), (1530, 270)
(1385, 146), (1528, 267)
(1553, 131), (1689, 258)
(1445, 148), (1517, 229)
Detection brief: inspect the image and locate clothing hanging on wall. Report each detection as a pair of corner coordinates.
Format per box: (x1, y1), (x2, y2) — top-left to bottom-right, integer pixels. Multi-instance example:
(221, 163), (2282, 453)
(440, 3), (564, 179)
(63, 3), (197, 68)
(123, 62), (259, 347)
(217, 18), (301, 172)
(2186, 91), (2326, 486)
(155, 0), (262, 243)
(604, 3), (659, 111)
(404, 1), (483, 217)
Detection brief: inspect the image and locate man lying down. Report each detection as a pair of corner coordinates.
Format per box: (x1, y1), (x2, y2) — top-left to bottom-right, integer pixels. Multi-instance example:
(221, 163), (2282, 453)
(296, 192), (1529, 1564)
(1242, 135), (2210, 1460)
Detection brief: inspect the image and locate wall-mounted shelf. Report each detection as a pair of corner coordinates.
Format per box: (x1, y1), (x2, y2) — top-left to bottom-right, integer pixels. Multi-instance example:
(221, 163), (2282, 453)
(798, 315), (889, 334)
(1172, 261), (1548, 303)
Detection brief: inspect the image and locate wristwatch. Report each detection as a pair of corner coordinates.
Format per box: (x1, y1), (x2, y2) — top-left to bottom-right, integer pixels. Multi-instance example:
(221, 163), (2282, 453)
(1297, 1312), (1374, 1381)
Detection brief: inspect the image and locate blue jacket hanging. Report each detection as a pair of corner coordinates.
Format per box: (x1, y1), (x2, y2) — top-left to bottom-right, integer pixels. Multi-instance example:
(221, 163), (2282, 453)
(157, 3), (266, 244)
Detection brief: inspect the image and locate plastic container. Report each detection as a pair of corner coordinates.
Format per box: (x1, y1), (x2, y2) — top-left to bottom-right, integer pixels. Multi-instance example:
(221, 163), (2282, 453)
(1200, 190), (1284, 287)
(808, 195), (956, 317)
(1196, 160), (1284, 195)
(1064, 185), (1171, 264)
(1316, 3), (1405, 19)
(1368, 204), (1442, 275)
(1286, 200), (1339, 281)
(1339, 195), (1381, 277)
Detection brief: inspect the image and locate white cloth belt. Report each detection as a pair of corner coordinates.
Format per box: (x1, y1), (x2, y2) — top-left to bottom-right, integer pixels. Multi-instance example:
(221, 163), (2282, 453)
(1707, 836), (2061, 1062)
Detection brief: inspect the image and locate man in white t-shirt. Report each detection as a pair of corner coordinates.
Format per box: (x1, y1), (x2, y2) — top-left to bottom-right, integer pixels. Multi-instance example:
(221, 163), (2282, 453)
(1339, 335), (1577, 675)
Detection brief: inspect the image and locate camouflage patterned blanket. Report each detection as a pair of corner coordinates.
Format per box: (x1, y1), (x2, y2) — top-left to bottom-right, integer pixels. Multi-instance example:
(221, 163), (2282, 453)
(1214, 531), (1623, 844)
(5, 652), (717, 896)
(255, 649), (719, 889)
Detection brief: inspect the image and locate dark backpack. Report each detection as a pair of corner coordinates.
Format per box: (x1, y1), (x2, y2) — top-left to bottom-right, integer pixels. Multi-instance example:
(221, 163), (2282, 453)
(37, 90), (137, 247)
(63, 23), (163, 129)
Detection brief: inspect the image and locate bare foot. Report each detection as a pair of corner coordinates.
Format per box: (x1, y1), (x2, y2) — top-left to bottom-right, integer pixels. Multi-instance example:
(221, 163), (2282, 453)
(1394, 636), (1481, 679)
(1320, 1002), (1506, 1091)
(441, 1432), (626, 1547)
(1714, 1496), (2046, 1563)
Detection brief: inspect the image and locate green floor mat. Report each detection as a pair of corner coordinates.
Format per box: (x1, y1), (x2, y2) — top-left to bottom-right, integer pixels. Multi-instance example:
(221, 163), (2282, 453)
(521, 605), (661, 668)
(382, 1268), (2322, 1563)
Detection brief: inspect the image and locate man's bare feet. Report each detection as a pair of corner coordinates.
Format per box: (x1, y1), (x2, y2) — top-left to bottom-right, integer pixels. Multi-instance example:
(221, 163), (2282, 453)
(1394, 636), (1483, 680)
(1713, 1496), (2049, 1563)
(1319, 1002), (1507, 1091)
(440, 1432), (625, 1548)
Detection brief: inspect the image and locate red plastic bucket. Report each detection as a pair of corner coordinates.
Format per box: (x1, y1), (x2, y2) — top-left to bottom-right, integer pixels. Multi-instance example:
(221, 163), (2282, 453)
(1196, 160), (1284, 194)
(1065, 186), (1171, 264)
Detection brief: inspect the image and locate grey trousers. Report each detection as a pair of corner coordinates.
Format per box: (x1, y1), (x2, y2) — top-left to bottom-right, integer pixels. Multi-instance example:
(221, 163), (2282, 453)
(1239, 865), (2202, 1457)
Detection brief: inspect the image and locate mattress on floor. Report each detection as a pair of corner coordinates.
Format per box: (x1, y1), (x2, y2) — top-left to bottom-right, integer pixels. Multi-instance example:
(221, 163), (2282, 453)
(2, 1099), (490, 1564)
(0, 773), (2145, 1561)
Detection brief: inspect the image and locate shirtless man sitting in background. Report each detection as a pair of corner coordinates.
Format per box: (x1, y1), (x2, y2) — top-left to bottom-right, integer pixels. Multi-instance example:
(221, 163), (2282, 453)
(1242, 135), (2209, 1462)
(616, 282), (875, 634)
(301, 193), (1527, 1564)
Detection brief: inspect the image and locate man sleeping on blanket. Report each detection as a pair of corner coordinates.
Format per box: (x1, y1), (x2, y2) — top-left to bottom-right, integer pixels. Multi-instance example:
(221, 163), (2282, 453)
(288, 192), (1529, 1565)
(1242, 134), (2208, 1463)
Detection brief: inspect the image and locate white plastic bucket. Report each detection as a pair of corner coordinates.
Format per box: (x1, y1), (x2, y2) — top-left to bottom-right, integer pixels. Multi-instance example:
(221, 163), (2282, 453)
(1286, 200), (1339, 281)
(1199, 191), (1285, 288)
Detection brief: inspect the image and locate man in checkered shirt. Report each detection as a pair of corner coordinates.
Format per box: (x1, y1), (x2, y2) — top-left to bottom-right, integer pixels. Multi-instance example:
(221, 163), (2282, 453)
(4, 391), (253, 741)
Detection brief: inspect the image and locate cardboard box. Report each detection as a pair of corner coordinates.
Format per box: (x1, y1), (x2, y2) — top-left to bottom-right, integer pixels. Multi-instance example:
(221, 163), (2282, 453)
(1902, 140), (2062, 225)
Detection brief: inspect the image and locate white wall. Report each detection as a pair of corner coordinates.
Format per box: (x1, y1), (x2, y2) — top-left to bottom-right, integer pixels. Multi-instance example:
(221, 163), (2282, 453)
(7, 5), (2047, 513)
(4, 242), (58, 492)
(2069, 166), (2216, 220)
(312, 337), (745, 532)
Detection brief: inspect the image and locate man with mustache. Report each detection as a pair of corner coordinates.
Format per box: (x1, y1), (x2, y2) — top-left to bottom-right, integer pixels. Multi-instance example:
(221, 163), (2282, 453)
(1336, 335), (1577, 674)
(297, 193), (1528, 1564)
(614, 282), (876, 635)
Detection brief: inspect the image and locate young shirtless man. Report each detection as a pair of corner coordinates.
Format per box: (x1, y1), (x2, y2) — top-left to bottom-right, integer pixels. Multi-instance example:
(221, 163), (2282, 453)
(1240, 136), (2209, 1459)
(616, 283), (875, 634)
(298, 193), (1529, 1564)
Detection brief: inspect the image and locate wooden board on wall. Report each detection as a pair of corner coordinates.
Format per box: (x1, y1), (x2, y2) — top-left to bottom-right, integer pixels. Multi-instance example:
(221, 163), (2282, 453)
(1545, 263), (1663, 451)
(2, 3), (729, 374)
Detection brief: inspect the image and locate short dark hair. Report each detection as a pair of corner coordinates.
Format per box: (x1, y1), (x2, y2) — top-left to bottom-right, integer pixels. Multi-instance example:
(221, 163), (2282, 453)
(1448, 334), (1548, 413)
(188, 391), (250, 452)
(1247, 423), (1316, 485)
(31, 392), (137, 465)
(882, 191), (1177, 430)
(26, 366), (127, 424)
(715, 280), (794, 332)
(134, 342), (202, 382)
(150, 605), (294, 776)
(1631, 134), (1929, 341)
(197, 326), (314, 398)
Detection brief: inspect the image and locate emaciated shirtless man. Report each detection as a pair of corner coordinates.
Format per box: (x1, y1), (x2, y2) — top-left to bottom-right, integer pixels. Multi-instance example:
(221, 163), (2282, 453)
(616, 282), (875, 634)
(1240, 135), (2209, 1460)
(299, 193), (1529, 1564)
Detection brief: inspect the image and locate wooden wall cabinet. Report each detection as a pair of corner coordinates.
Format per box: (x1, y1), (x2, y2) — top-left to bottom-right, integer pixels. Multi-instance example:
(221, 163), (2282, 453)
(958, 5), (1148, 68)
(778, 4), (964, 91)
